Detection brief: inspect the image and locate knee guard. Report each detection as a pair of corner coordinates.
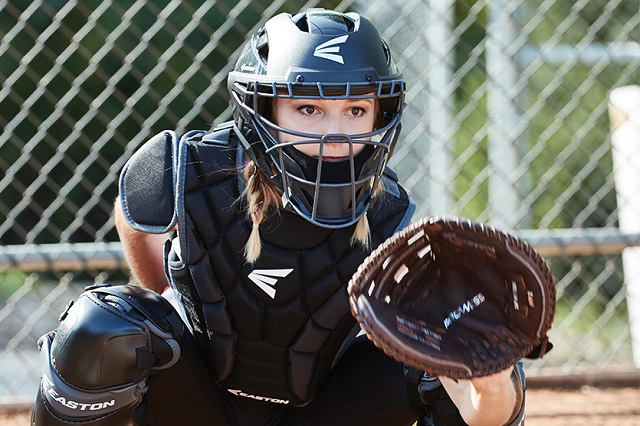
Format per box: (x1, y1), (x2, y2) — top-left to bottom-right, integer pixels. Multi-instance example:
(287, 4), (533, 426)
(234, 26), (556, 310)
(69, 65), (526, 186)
(32, 284), (184, 425)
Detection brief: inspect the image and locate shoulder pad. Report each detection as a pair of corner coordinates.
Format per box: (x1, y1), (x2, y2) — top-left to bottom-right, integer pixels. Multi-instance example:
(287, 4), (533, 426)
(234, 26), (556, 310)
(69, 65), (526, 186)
(200, 123), (234, 146)
(381, 166), (401, 199)
(119, 131), (178, 233)
(371, 168), (416, 233)
(211, 120), (235, 133)
(383, 166), (398, 183)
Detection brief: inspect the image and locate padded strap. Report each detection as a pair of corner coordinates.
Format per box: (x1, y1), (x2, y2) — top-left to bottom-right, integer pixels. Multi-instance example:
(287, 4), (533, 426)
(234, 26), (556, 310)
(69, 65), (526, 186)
(88, 284), (184, 340)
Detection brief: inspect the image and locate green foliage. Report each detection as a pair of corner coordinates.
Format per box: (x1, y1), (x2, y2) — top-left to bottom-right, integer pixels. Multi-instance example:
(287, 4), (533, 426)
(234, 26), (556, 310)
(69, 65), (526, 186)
(0, 269), (28, 300)
(453, 66), (489, 219)
(552, 287), (631, 363)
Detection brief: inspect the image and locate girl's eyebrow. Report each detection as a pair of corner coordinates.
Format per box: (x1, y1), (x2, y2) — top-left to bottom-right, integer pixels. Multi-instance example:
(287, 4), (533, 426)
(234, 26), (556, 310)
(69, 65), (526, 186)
(344, 97), (375, 104)
(277, 98), (374, 106)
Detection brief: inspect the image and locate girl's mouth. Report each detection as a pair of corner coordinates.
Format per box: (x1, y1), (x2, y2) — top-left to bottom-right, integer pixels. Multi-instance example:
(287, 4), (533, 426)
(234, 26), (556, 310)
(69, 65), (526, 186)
(320, 156), (349, 163)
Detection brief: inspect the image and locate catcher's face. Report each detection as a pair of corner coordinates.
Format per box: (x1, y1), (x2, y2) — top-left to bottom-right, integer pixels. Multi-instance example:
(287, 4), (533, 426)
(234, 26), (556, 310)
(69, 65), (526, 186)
(272, 97), (376, 159)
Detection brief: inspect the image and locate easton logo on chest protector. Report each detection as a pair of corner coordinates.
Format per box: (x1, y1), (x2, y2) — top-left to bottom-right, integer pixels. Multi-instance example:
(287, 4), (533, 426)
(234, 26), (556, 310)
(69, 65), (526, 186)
(247, 268), (293, 299)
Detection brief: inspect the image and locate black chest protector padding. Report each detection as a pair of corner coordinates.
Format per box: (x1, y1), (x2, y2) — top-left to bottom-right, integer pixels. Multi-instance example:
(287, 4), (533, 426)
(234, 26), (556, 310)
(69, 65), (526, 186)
(160, 127), (413, 406)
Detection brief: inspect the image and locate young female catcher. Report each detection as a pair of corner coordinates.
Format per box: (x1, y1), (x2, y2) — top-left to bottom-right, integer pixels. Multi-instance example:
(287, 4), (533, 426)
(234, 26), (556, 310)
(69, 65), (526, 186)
(33, 9), (525, 425)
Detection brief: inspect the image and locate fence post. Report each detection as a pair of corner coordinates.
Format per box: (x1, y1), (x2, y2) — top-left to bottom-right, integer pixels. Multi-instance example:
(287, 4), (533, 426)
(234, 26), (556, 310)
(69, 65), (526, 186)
(424, 0), (455, 215)
(609, 85), (640, 367)
(486, 0), (525, 228)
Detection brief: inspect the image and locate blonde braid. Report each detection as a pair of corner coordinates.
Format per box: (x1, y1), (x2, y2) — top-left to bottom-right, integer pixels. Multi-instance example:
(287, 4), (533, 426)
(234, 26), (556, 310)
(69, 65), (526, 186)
(242, 161), (281, 263)
(350, 213), (371, 248)
(350, 179), (385, 249)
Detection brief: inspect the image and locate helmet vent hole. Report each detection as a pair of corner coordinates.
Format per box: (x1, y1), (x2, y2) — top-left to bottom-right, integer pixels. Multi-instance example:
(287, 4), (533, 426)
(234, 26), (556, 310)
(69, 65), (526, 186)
(295, 16), (309, 32)
(258, 45), (269, 62)
(293, 11), (356, 34)
(256, 33), (269, 63)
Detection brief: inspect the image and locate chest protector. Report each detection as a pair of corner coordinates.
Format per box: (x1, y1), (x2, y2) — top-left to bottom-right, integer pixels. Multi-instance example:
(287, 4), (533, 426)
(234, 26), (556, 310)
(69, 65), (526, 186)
(119, 124), (415, 406)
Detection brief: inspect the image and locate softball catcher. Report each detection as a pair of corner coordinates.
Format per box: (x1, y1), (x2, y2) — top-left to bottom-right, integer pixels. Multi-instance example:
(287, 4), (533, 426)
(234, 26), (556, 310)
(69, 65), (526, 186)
(31, 9), (555, 426)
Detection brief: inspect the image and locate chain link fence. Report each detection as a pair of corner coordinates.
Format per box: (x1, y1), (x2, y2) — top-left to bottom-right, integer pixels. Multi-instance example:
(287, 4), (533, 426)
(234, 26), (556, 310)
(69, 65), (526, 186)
(1, 0), (639, 404)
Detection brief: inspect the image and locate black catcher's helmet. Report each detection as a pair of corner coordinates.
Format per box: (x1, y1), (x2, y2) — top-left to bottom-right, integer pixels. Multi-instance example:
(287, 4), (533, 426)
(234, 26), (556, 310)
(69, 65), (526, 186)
(228, 9), (405, 228)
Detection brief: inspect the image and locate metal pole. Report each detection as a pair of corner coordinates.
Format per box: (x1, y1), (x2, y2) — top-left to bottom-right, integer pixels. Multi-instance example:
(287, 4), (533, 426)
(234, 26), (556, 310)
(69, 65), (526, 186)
(609, 85), (640, 367)
(3, 230), (640, 271)
(486, 0), (522, 228)
(426, 0), (455, 215)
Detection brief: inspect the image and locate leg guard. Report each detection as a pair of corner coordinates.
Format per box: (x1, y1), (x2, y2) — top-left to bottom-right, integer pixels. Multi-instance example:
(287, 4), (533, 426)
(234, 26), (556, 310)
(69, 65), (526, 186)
(32, 284), (184, 425)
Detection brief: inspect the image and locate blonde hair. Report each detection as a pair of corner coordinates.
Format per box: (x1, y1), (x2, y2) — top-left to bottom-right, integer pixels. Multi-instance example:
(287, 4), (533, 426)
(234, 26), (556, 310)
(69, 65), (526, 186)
(242, 162), (281, 263)
(241, 160), (377, 263)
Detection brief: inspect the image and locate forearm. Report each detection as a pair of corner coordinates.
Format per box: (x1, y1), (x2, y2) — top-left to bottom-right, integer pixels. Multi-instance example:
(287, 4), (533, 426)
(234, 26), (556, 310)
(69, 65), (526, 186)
(114, 197), (171, 293)
(439, 367), (517, 426)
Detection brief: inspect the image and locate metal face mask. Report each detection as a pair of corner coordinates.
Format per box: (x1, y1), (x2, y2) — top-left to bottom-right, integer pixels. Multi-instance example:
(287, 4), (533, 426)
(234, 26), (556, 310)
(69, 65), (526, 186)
(228, 9), (406, 228)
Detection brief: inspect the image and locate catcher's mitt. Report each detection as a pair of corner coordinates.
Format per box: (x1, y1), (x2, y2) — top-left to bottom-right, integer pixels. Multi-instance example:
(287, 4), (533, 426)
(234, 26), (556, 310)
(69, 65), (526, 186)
(348, 216), (556, 378)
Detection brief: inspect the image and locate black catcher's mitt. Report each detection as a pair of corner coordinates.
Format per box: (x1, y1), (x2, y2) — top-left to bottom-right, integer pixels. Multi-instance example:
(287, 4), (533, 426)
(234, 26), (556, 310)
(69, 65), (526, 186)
(348, 217), (556, 378)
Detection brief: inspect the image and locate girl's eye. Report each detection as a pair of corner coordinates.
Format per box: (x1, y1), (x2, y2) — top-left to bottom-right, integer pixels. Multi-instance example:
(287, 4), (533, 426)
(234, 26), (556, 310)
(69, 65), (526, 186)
(348, 107), (366, 117)
(298, 105), (317, 115)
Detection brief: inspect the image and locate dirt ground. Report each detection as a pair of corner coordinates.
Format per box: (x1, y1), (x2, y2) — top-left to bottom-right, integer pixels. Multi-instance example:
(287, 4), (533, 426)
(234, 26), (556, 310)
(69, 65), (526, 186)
(2, 386), (638, 425)
(524, 386), (639, 426)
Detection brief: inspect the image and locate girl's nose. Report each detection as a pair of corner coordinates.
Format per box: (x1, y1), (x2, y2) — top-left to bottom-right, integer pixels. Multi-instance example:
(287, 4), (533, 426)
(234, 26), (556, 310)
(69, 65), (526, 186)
(322, 113), (347, 135)
(320, 135), (354, 158)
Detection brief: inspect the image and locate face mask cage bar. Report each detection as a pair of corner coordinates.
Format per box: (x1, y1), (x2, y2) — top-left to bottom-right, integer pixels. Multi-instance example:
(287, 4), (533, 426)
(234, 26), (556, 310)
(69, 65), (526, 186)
(230, 79), (405, 228)
(262, 118), (401, 227)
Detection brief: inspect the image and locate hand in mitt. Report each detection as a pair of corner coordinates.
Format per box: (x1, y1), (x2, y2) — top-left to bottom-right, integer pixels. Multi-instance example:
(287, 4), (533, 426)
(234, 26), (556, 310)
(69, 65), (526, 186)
(348, 216), (556, 378)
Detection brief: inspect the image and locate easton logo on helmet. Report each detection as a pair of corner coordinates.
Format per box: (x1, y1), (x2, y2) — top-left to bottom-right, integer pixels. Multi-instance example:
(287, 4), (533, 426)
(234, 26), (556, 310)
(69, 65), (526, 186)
(313, 35), (349, 64)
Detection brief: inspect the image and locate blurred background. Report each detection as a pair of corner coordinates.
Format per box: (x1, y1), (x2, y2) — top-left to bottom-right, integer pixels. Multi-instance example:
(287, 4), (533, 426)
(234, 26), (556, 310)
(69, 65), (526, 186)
(1, 0), (639, 408)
